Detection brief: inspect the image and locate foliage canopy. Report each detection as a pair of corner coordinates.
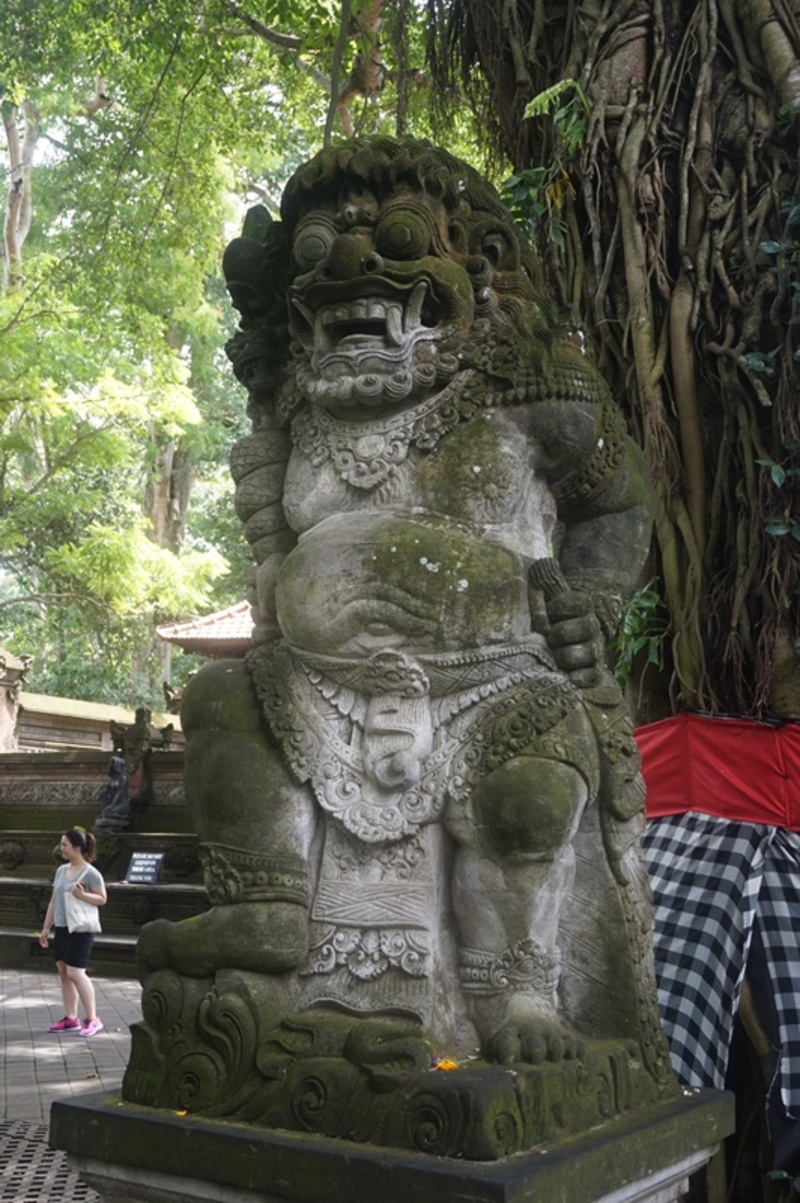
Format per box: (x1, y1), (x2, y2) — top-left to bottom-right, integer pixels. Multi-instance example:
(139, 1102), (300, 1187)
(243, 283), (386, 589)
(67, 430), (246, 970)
(3, 0), (799, 719)
(1, 0), (448, 704)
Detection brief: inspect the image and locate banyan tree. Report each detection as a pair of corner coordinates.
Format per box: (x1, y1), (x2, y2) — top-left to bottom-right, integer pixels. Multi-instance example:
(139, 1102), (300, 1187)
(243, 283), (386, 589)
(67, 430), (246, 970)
(428, 0), (800, 719)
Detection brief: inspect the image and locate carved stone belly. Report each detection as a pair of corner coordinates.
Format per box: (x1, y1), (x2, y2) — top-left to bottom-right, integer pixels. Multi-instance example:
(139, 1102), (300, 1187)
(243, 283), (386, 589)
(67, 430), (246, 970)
(275, 509), (532, 656)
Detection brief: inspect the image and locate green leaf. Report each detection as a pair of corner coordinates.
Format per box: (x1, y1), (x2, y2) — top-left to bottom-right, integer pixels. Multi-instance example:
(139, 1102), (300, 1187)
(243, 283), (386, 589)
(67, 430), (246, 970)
(523, 80), (581, 120)
(770, 464), (787, 487)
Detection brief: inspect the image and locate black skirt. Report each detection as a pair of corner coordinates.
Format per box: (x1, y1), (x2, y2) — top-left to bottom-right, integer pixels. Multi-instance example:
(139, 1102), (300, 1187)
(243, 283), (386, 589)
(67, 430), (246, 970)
(53, 925), (95, 969)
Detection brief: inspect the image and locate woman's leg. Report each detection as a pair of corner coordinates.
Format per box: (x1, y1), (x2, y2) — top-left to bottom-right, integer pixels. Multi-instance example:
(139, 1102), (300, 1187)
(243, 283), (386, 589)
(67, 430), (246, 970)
(56, 960), (80, 1018)
(65, 965), (97, 1020)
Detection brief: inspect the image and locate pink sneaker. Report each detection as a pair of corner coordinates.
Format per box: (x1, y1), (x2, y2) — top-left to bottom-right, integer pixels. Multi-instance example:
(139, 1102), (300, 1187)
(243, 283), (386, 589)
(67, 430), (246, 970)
(80, 1017), (104, 1037)
(48, 1016), (81, 1032)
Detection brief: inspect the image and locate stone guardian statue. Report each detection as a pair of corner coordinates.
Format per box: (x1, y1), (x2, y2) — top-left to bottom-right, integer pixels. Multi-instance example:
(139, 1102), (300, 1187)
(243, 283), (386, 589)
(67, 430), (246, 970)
(126, 138), (677, 1159)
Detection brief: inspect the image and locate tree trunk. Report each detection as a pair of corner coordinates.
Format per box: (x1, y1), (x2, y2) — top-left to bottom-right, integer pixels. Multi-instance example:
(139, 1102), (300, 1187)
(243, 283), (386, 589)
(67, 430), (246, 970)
(143, 435), (195, 554)
(436, 0), (800, 717)
(2, 100), (38, 292)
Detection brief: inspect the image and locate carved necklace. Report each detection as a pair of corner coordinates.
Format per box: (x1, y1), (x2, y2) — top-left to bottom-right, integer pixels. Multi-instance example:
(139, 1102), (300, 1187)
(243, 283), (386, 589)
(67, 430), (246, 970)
(291, 371), (476, 492)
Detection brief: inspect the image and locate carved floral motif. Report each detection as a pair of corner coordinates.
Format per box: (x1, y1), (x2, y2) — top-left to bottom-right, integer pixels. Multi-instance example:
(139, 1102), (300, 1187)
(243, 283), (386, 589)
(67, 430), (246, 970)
(0, 841), (24, 870)
(291, 380), (469, 491)
(304, 925), (429, 980)
(248, 639), (585, 845)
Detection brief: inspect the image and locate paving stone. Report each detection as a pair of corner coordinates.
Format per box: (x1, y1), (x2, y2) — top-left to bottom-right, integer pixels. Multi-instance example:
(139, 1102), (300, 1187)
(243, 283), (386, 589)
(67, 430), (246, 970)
(0, 966), (141, 1195)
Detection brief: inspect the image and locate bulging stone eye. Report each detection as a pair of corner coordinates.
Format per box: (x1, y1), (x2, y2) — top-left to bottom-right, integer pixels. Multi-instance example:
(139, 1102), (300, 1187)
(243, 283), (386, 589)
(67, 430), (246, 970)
(376, 210), (430, 260)
(293, 218), (337, 269)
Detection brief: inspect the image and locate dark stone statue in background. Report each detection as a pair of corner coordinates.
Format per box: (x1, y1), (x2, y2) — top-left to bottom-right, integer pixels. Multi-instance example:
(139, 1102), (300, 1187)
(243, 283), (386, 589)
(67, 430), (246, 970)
(110, 706), (172, 808)
(127, 138), (677, 1158)
(95, 754), (131, 831)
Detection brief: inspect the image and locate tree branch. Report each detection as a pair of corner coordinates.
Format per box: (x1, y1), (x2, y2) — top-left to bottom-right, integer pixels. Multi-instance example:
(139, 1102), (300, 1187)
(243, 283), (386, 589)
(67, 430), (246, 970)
(333, 0), (388, 137)
(0, 591), (108, 614)
(17, 101), (38, 252)
(78, 77), (114, 117)
(326, 0), (353, 143)
(220, 0), (302, 51)
(218, 2), (331, 89)
(20, 420), (118, 500)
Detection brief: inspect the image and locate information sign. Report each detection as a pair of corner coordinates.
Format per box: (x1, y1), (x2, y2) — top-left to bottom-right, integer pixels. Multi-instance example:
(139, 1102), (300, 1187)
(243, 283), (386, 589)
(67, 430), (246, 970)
(124, 851), (165, 884)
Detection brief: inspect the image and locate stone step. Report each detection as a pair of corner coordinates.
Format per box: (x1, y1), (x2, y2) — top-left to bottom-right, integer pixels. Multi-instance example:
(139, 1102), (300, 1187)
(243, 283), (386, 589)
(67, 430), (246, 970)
(0, 926), (141, 977)
(0, 830), (203, 884)
(0, 742), (201, 977)
(0, 876), (210, 948)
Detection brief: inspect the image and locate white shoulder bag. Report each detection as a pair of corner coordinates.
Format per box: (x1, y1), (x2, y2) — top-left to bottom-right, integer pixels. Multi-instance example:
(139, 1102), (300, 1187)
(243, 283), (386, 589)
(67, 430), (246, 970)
(63, 868), (102, 934)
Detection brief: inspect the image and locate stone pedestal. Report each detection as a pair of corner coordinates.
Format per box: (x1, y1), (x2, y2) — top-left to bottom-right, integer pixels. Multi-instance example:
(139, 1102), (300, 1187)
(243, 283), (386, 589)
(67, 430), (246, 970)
(50, 1087), (733, 1203)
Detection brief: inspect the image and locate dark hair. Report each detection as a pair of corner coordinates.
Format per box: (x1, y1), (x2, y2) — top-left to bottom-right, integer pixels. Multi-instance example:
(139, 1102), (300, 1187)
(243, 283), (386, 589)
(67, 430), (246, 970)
(63, 827), (97, 863)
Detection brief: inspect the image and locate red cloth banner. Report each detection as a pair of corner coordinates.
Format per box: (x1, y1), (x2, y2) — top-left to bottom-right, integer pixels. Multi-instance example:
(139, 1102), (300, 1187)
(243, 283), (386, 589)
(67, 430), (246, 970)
(635, 712), (800, 830)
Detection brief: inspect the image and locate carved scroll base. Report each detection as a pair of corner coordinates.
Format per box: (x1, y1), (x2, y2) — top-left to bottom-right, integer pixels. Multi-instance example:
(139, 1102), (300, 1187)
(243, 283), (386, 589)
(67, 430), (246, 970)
(121, 968), (677, 1162)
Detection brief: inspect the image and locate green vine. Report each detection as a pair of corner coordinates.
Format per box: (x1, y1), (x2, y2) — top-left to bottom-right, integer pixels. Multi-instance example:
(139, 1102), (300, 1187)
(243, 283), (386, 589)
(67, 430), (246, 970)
(501, 80), (589, 249)
(611, 579), (668, 689)
(757, 458), (800, 542)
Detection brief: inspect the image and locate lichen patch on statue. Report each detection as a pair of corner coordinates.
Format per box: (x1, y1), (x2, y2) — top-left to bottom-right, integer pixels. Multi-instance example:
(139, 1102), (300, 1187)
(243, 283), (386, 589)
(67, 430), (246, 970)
(127, 137), (676, 1158)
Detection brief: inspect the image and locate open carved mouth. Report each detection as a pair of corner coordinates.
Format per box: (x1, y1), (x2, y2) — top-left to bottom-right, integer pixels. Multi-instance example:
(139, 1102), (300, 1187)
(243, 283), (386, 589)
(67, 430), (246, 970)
(291, 280), (439, 355)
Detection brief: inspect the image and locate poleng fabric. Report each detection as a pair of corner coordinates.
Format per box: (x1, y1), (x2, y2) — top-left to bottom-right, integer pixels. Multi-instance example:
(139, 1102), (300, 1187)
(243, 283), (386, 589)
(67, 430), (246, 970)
(641, 813), (800, 1118)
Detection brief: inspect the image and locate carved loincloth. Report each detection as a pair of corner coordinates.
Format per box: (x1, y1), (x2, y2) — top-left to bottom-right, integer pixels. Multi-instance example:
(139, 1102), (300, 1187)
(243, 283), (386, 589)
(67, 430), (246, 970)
(247, 639), (596, 839)
(247, 640), (599, 1019)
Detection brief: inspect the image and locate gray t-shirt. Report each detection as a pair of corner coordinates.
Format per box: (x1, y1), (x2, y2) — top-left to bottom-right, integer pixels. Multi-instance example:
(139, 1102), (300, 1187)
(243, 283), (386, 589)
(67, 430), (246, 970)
(53, 863), (105, 928)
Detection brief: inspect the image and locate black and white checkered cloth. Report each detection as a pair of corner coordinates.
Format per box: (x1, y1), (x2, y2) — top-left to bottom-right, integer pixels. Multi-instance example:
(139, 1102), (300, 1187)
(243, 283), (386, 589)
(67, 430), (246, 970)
(642, 812), (800, 1117)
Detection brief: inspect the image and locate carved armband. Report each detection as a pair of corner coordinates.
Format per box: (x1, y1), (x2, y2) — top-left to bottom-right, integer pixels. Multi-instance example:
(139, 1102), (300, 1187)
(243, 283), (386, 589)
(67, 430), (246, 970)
(200, 843), (309, 907)
(458, 939), (561, 997)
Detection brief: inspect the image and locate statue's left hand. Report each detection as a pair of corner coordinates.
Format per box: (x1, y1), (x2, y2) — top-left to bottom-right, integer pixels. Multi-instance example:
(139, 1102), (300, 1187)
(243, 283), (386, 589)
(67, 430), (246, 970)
(545, 589), (602, 687)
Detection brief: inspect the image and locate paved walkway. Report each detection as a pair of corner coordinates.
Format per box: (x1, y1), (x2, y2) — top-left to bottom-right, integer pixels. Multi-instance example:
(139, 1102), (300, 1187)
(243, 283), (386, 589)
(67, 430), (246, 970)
(0, 968), (142, 1202)
(0, 967), (142, 1125)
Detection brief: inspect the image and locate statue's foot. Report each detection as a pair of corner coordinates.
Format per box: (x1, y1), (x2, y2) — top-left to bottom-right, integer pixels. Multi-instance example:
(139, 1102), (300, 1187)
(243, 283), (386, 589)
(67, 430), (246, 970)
(473, 994), (585, 1065)
(137, 902), (309, 981)
(486, 1012), (584, 1065)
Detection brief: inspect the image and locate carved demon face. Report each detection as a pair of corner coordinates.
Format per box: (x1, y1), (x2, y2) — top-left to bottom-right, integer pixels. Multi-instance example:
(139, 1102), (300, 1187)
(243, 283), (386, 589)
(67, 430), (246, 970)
(287, 186), (481, 411)
(223, 142), (543, 412)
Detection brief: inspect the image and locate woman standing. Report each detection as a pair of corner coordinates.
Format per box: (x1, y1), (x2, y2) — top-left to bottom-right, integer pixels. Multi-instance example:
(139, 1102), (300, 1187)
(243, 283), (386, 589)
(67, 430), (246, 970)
(38, 827), (107, 1036)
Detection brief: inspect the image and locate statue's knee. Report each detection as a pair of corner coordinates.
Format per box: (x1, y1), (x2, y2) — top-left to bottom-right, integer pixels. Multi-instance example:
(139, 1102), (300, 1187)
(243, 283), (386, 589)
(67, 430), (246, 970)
(472, 757), (587, 860)
(179, 658), (303, 841)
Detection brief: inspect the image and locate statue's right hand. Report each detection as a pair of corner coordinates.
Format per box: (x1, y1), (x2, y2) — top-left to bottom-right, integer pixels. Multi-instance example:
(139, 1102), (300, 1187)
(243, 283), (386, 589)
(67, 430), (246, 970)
(545, 589), (602, 687)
